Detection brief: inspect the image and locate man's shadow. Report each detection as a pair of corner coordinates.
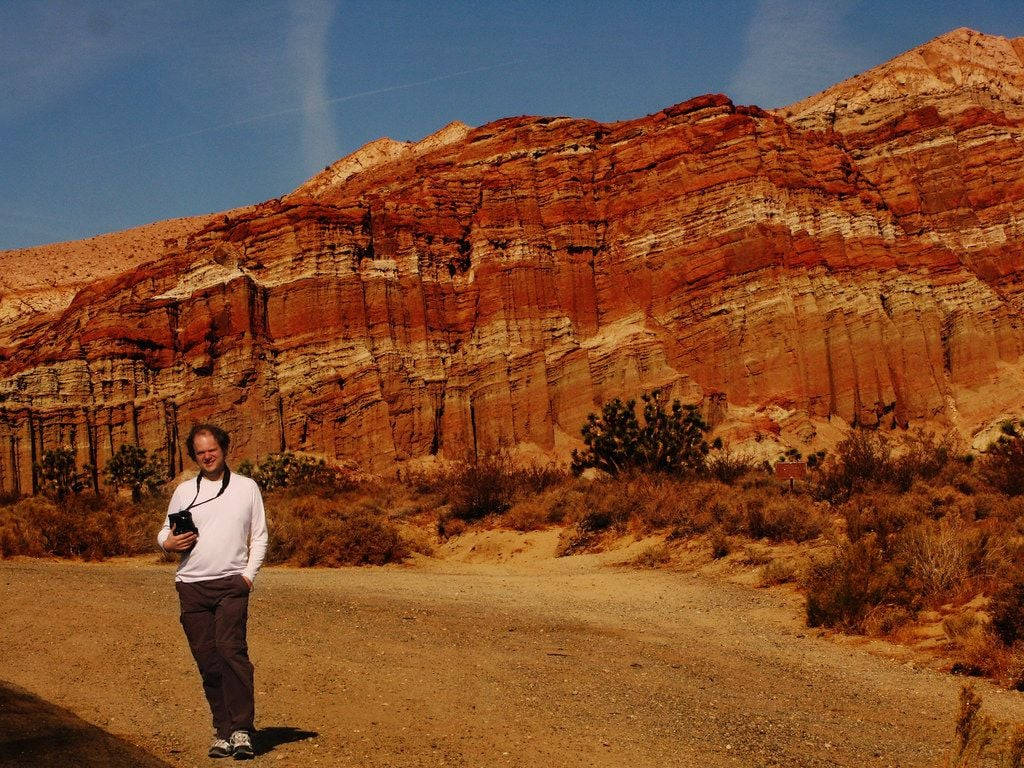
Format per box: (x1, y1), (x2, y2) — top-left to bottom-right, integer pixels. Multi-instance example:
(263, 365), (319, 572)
(253, 727), (318, 756)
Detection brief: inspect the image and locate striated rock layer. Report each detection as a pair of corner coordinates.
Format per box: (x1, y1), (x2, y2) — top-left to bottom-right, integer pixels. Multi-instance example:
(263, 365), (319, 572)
(2, 28), (1024, 490)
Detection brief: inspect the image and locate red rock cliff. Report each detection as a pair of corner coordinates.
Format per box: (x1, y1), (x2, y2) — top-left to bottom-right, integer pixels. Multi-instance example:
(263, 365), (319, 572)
(1, 28), (1023, 489)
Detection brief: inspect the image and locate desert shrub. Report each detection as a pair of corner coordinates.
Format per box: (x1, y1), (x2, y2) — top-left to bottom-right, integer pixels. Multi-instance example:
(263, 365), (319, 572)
(571, 389), (709, 476)
(979, 420), (1024, 496)
(807, 502), (1006, 634)
(0, 494), (163, 560)
(811, 429), (957, 503)
(759, 559), (799, 586)
(811, 431), (893, 503)
(508, 462), (569, 495)
(35, 447), (89, 500)
(888, 429), (953, 490)
(805, 536), (898, 630)
(990, 577), (1024, 648)
(504, 497), (551, 531)
(860, 604), (915, 637)
(896, 518), (990, 600)
(436, 512), (467, 539)
(706, 450), (759, 485)
(744, 498), (825, 543)
(842, 492), (925, 541)
(267, 496), (408, 566)
(448, 455), (515, 521)
(419, 453), (571, 525)
(629, 543), (672, 568)
(104, 444), (166, 501)
(709, 529), (732, 559)
(239, 452), (356, 494)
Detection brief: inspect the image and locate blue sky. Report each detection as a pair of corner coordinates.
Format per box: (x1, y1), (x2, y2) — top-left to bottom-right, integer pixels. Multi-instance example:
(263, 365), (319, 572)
(2, 0), (1023, 250)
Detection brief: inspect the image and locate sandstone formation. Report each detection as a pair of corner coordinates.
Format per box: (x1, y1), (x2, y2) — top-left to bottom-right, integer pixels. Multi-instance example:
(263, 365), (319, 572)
(1, 28), (1023, 491)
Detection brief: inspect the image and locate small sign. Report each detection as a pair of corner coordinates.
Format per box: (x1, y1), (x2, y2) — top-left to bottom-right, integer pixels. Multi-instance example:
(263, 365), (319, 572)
(775, 461), (808, 480)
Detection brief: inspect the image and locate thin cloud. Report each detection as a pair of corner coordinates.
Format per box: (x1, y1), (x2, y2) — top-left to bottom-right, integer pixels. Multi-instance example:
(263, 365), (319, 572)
(71, 58), (527, 166)
(288, 0), (339, 174)
(730, 0), (861, 109)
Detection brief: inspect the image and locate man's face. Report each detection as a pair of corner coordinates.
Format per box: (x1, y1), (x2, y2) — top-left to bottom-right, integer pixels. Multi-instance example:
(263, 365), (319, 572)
(192, 432), (225, 478)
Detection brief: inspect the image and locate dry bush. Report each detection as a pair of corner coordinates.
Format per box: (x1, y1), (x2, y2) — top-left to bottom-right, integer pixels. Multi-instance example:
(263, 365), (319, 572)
(812, 429), (956, 503)
(896, 519), (983, 600)
(504, 497), (551, 532)
(447, 457), (514, 521)
(805, 536), (897, 630)
(267, 495), (408, 566)
(978, 421), (1024, 497)
(812, 430), (894, 503)
(760, 559), (799, 586)
(989, 577), (1024, 648)
(948, 684), (997, 767)
(744, 498), (826, 543)
(430, 455), (570, 524)
(947, 618), (1011, 681)
(706, 451), (759, 485)
(860, 604), (916, 637)
(943, 684), (1024, 768)
(0, 494), (163, 561)
(709, 529), (732, 559)
(807, 492), (1011, 635)
(436, 513), (467, 540)
(629, 543), (673, 569)
(842, 492), (926, 541)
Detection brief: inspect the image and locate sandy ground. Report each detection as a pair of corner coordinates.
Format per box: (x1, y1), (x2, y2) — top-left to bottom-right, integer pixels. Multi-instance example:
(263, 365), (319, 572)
(3, 531), (1024, 768)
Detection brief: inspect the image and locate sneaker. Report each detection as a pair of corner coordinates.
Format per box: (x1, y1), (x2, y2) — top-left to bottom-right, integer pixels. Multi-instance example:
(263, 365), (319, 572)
(229, 730), (254, 760)
(208, 737), (233, 758)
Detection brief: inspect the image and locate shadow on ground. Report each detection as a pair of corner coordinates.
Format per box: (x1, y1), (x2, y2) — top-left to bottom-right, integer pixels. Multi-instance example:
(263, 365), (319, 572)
(255, 726), (318, 755)
(0, 681), (172, 768)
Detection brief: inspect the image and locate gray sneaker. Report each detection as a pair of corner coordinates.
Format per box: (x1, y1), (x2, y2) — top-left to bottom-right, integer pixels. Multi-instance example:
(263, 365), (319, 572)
(229, 730), (254, 760)
(208, 737), (233, 758)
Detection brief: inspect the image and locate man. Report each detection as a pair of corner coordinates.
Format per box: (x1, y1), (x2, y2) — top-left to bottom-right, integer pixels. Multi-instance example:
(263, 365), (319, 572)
(158, 424), (268, 760)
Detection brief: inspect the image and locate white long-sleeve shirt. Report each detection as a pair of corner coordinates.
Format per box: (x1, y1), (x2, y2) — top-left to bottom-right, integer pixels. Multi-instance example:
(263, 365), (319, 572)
(157, 472), (268, 584)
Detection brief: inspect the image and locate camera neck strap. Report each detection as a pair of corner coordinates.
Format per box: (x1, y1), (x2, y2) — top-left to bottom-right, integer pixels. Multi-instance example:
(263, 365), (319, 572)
(183, 467), (231, 512)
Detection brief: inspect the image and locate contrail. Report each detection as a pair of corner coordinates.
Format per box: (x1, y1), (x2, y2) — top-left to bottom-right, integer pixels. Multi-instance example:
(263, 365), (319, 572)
(74, 57), (530, 166)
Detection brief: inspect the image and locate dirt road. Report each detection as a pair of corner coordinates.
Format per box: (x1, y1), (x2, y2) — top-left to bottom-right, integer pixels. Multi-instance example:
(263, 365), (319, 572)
(3, 533), (1024, 767)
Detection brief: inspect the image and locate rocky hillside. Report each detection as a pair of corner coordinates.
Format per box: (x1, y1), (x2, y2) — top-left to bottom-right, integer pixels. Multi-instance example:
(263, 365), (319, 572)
(1, 28), (1022, 490)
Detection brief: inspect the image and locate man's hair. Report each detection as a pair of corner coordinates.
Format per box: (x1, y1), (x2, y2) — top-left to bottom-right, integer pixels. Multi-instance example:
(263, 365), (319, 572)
(186, 423), (231, 461)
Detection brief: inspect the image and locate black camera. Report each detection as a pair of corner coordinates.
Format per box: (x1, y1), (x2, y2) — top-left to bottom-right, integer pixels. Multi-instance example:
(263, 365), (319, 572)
(169, 510), (199, 537)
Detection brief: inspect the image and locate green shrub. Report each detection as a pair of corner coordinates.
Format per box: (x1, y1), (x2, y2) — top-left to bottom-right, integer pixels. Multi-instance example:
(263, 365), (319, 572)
(571, 389), (709, 476)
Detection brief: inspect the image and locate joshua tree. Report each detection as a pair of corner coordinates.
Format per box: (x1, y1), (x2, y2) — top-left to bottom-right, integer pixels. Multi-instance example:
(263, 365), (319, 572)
(35, 447), (87, 500)
(571, 389), (709, 476)
(104, 444), (166, 501)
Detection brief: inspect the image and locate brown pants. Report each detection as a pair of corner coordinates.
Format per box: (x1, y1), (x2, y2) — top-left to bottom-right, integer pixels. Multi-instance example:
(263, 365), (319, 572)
(176, 574), (255, 739)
